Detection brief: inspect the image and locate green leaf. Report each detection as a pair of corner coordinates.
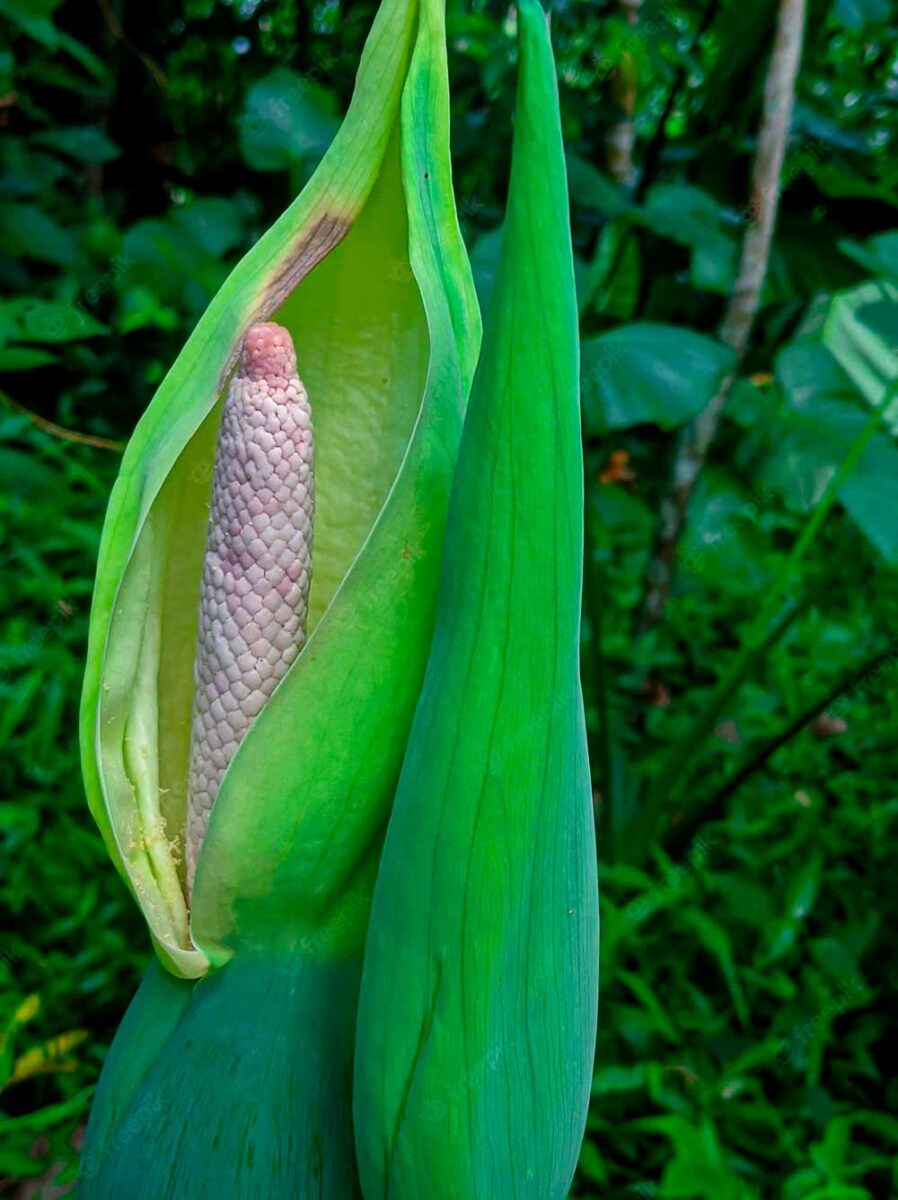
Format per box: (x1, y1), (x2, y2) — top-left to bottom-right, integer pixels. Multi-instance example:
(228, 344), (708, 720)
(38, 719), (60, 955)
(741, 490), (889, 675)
(837, 231), (898, 281)
(762, 341), (898, 561)
(831, 0), (893, 31)
(0, 203), (77, 265)
(565, 152), (632, 217)
(354, 5), (598, 1195)
(0, 347), (58, 370)
(581, 322), (736, 433)
(618, 969), (681, 1044)
(681, 908), (749, 1027)
(469, 225), (502, 312)
(678, 467), (772, 595)
(641, 1116), (748, 1200)
(588, 221), (641, 320)
(635, 182), (730, 249)
(170, 198), (245, 259)
(824, 281), (898, 423)
(32, 126), (120, 164)
(0, 0), (62, 46)
(10, 299), (106, 342)
(239, 68), (340, 173)
(691, 232), (740, 294)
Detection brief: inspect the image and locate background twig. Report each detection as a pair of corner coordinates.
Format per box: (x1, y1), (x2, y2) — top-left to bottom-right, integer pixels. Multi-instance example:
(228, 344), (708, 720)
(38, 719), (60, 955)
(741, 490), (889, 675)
(640, 0), (808, 631)
(668, 641), (897, 854)
(605, 0), (644, 190)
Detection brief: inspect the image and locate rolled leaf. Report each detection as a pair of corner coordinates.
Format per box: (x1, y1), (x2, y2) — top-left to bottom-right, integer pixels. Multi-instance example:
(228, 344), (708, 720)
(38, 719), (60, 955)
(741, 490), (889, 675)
(78, 0), (479, 1194)
(353, 3), (599, 1197)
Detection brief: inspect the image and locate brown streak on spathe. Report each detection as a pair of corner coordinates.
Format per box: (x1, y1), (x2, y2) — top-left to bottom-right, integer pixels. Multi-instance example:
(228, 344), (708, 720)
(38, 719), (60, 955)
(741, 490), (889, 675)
(217, 213), (353, 390)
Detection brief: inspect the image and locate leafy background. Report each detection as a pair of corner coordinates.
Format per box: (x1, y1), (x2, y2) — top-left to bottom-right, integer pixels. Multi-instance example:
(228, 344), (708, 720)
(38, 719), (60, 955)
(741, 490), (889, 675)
(2, 0), (897, 1196)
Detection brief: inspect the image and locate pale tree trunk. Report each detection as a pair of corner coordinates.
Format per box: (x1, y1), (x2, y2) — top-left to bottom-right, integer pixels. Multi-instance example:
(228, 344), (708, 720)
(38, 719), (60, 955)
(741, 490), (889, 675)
(639, 0), (807, 631)
(605, 0), (644, 190)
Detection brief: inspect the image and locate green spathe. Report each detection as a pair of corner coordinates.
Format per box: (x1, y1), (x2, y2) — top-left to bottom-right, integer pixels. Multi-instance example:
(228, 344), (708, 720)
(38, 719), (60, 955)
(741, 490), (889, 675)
(78, 0), (479, 1194)
(80, 956), (363, 1197)
(353, 2), (600, 1196)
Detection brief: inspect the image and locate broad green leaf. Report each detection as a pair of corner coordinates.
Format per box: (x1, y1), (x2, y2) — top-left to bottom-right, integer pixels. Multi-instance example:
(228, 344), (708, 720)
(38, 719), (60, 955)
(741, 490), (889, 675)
(0, 298), (107, 343)
(239, 68), (340, 173)
(469, 225), (503, 312)
(565, 151), (632, 217)
(581, 322), (736, 434)
(0, 203), (77, 265)
(679, 467), (771, 595)
(0, 348), (58, 370)
(831, 0), (893, 31)
(121, 219), (233, 316)
(824, 280), (898, 424)
(762, 337), (898, 560)
(589, 221), (641, 320)
(32, 126), (120, 164)
(691, 232), (740, 294)
(354, 4), (598, 1196)
(635, 182), (731, 249)
(170, 198), (246, 259)
(837, 231), (898, 281)
(642, 1116), (749, 1200)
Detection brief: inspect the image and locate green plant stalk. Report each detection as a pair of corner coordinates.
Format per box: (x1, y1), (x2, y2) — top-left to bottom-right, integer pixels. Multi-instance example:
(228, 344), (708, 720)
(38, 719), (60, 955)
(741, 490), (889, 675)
(353, 4), (599, 1195)
(635, 382), (896, 857)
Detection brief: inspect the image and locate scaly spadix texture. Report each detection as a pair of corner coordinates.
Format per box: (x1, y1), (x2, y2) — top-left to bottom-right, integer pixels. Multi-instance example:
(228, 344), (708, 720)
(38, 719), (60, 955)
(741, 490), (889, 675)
(185, 322), (314, 888)
(77, 0), (479, 1193)
(353, 2), (600, 1196)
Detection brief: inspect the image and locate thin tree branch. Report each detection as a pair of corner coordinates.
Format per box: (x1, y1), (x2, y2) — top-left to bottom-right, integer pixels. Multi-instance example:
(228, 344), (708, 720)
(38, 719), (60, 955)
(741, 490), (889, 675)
(1, 389), (124, 452)
(639, 0), (807, 632)
(97, 0), (168, 94)
(667, 641), (897, 854)
(605, 0), (644, 191)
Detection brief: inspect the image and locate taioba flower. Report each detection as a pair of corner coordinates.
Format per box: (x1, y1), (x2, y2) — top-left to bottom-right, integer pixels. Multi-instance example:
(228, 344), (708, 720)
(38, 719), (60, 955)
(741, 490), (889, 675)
(78, 0), (479, 1193)
(79, 1), (600, 1196)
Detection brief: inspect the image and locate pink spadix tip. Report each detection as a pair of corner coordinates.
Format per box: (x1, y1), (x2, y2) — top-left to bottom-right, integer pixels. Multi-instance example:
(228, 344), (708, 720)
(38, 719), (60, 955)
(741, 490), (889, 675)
(184, 318), (313, 892)
(240, 321), (298, 382)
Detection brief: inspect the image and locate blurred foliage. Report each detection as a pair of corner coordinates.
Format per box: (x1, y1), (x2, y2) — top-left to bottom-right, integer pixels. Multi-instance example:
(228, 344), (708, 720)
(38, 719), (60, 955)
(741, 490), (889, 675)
(1, 0), (898, 1195)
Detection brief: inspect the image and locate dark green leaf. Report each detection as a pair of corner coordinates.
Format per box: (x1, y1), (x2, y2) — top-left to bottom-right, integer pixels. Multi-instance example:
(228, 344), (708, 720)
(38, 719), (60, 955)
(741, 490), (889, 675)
(581, 322), (735, 433)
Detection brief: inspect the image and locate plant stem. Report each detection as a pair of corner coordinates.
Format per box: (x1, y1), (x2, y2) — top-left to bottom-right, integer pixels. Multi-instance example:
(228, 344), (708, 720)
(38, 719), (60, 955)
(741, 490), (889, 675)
(669, 642), (897, 853)
(605, 0), (644, 191)
(631, 597), (803, 858)
(0, 388), (124, 452)
(639, 0), (808, 632)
